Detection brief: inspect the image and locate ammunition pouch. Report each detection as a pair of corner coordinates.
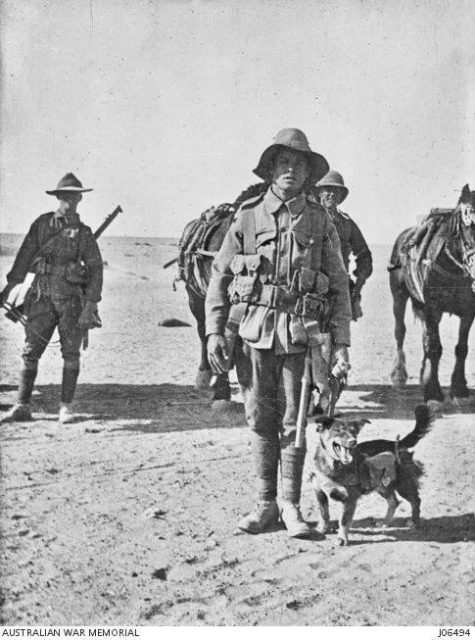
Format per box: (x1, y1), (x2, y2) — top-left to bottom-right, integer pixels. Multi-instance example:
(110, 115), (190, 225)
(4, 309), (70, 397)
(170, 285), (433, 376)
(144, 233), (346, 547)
(229, 265), (331, 324)
(227, 254), (262, 304)
(236, 284), (330, 325)
(33, 257), (90, 285)
(33, 256), (51, 276)
(64, 261), (90, 285)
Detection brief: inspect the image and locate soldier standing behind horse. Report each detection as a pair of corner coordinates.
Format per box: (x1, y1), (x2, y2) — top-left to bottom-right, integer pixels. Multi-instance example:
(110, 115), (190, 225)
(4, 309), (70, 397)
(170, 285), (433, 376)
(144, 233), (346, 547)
(315, 170), (373, 320)
(0, 173), (103, 424)
(206, 128), (352, 538)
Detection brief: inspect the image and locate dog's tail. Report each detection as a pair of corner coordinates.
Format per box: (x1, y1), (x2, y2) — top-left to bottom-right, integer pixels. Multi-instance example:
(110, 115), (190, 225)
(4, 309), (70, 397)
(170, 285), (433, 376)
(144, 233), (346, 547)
(399, 405), (434, 449)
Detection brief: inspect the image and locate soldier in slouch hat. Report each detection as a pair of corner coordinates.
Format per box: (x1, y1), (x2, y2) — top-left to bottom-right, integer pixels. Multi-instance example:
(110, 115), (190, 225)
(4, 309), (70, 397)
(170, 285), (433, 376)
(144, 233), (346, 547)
(205, 129), (351, 538)
(315, 170), (373, 321)
(0, 173), (103, 424)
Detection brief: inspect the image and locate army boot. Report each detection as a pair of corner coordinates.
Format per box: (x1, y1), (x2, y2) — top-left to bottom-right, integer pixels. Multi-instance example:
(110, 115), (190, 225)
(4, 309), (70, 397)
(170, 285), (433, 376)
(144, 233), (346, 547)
(59, 403), (75, 424)
(1, 403), (33, 423)
(59, 366), (79, 423)
(1, 368), (37, 423)
(280, 501), (313, 539)
(238, 500), (280, 534)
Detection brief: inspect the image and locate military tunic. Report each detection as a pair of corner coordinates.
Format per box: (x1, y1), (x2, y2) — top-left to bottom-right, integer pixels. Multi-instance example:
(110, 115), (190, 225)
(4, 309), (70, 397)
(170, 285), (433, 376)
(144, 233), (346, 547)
(206, 188), (351, 348)
(205, 187), (351, 503)
(7, 211), (103, 368)
(326, 208), (373, 285)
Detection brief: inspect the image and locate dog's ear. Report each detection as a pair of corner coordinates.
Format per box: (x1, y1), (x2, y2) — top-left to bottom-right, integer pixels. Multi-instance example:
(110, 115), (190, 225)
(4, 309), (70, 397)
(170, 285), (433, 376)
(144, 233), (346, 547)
(314, 416), (334, 432)
(348, 418), (370, 435)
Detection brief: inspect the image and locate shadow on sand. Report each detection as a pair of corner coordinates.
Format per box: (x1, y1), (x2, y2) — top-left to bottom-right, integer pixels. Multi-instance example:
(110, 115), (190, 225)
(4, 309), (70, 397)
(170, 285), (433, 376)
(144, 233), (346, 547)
(339, 512), (475, 545)
(0, 382), (245, 432)
(338, 382), (475, 421)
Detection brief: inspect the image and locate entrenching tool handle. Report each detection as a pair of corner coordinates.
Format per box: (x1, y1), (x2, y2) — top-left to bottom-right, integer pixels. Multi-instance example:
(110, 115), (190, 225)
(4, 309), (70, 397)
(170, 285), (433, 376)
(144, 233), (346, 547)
(295, 353), (312, 449)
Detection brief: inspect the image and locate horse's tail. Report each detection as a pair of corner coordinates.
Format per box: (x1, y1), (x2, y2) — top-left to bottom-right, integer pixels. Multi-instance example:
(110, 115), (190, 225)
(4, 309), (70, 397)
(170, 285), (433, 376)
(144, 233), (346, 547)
(410, 296), (425, 321)
(387, 227), (414, 271)
(399, 405), (435, 449)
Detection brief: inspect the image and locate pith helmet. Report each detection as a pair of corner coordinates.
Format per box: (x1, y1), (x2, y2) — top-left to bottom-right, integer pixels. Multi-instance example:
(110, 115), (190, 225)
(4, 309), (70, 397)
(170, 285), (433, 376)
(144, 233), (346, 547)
(315, 170), (349, 202)
(253, 128), (329, 186)
(46, 173), (93, 195)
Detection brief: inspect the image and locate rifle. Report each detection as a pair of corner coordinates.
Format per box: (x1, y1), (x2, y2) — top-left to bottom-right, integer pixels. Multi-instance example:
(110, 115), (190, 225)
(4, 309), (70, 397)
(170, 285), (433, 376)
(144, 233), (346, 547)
(163, 257), (179, 269)
(93, 205), (122, 239)
(1, 205), (123, 326)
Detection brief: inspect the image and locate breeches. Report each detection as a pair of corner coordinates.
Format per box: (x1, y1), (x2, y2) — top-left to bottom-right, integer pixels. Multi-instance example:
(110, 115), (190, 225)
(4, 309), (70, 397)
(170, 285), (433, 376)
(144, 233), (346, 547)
(238, 344), (306, 446)
(236, 344), (307, 502)
(22, 295), (83, 369)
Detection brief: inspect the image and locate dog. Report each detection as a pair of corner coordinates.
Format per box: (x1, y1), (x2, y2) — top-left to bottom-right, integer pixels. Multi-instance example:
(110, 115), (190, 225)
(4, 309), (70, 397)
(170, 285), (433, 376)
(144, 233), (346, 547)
(309, 405), (433, 546)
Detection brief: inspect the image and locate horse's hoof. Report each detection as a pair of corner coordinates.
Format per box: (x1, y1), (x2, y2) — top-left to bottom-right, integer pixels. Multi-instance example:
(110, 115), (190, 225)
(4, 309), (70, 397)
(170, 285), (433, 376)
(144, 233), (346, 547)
(390, 369), (408, 388)
(426, 399), (444, 412)
(336, 537), (348, 547)
(195, 369), (213, 391)
(391, 378), (407, 389)
(211, 399), (234, 412)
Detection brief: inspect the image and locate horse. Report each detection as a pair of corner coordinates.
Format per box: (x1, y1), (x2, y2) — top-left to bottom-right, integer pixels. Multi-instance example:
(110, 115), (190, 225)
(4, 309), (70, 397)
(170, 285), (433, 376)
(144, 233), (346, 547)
(178, 182), (268, 407)
(388, 184), (475, 406)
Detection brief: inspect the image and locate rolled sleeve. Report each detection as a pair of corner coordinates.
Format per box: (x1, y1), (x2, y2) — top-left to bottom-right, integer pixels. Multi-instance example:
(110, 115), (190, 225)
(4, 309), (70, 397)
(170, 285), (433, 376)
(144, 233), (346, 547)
(205, 215), (243, 336)
(6, 220), (40, 286)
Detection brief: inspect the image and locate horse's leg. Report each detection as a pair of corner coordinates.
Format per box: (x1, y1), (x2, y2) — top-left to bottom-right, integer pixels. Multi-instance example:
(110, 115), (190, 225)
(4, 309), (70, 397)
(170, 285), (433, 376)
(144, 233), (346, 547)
(451, 311), (475, 401)
(210, 373), (231, 403)
(420, 308), (444, 404)
(187, 289), (212, 391)
(390, 271), (410, 387)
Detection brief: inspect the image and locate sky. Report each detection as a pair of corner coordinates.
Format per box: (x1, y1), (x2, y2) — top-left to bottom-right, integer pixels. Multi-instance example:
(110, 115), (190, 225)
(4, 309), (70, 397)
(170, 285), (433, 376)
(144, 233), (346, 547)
(0, 0), (474, 242)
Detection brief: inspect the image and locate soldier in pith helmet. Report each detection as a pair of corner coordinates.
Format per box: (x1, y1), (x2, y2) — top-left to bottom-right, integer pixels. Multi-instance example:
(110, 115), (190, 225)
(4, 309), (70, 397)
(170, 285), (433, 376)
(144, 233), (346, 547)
(205, 129), (351, 538)
(0, 173), (103, 424)
(315, 170), (373, 320)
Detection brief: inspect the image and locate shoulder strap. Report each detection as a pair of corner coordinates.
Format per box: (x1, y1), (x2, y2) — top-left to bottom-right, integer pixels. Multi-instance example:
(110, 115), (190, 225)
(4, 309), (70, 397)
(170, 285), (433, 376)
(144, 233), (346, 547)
(241, 208), (256, 255)
(77, 223), (89, 261)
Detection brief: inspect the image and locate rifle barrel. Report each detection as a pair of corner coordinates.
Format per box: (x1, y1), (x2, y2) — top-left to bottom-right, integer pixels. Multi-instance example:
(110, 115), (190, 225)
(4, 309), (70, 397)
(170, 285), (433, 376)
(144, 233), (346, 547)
(94, 205), (123, 239)
(163, 257), (179, 269)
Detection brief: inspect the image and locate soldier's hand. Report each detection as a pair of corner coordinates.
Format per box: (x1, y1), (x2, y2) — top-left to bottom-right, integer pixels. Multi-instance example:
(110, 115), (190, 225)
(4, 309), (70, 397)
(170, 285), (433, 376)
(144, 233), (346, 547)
(0, 284), (13, 306)
(78, 301), (102, 330)
(332, 344), (350, 378)
(351, 293), (363, 321)
(207, 333), (229, 374)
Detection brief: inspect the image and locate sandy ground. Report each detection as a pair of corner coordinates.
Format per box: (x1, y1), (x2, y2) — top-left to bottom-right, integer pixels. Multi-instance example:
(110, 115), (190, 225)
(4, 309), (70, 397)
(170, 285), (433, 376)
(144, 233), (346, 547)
(0, 235), (474, 626)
